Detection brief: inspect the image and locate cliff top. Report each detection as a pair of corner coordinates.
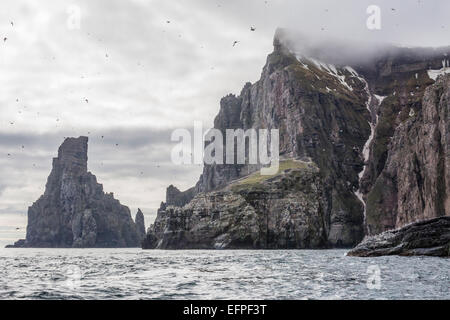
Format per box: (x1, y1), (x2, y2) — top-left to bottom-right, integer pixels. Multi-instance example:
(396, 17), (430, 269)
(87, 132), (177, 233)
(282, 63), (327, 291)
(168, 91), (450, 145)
(55, 136), (88, 172)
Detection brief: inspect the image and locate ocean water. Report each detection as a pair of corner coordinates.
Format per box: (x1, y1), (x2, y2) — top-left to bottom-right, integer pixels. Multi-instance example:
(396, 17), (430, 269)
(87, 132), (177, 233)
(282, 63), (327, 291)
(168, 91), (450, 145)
(0, 248), (448, 300)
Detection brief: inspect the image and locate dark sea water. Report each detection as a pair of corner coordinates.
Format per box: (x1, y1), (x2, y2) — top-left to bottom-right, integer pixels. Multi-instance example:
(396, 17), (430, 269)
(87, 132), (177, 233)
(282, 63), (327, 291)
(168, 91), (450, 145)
(0, 248), (448, 300)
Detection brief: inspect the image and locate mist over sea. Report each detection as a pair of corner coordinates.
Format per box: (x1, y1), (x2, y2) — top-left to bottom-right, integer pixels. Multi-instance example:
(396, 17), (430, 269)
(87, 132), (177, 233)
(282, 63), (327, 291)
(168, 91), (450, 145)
(0, 249), (448, 300)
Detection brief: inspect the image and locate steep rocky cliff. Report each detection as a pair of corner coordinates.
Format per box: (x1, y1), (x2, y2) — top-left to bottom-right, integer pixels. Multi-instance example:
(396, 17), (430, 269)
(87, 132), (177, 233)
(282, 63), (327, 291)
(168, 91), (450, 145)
(9, 137), (141, 248)
(143, 160), (328, 249)
(366, 75), (450, 234)
(144, 30), (450, 250)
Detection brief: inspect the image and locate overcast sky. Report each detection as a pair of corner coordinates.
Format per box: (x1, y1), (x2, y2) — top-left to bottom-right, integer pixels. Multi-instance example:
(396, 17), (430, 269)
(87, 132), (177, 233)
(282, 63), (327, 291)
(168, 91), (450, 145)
(0, 0), (449, 246)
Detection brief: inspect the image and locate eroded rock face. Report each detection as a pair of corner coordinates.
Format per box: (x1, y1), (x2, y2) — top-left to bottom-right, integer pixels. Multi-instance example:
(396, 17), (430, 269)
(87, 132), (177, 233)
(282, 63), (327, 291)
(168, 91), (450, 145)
(366, 75), (450, 234)
(12, 137), (140, 248)
(347, 217), (450, 257)
(143, 162), (329, 249)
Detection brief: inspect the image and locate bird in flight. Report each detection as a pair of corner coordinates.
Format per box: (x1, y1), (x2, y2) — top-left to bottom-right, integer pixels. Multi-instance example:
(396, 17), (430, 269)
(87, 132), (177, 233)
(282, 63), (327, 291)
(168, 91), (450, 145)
(232, 41), (239, 47)
(250, 27), (255, 31)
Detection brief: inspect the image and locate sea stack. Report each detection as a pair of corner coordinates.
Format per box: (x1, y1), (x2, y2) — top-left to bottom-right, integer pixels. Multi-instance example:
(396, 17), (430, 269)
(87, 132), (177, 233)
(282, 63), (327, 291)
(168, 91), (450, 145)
(135, 208), (146, 242)
(9, 136), (141, 248)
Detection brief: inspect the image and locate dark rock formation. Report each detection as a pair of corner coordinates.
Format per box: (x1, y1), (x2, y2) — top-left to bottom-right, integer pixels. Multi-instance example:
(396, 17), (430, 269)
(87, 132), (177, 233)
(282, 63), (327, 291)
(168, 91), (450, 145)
(144, 30), (450, 250)
(347, 217), (450, 257)
(5, 239), (26, 248)
(135, 208), (146, 241)
(143, 161), (328, 249)
(8, 137), (141, 248)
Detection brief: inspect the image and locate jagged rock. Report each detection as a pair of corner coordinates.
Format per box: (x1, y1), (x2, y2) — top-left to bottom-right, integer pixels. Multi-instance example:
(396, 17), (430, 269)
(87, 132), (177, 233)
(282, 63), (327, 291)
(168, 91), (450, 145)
(8, 136), (140, 248)
(166, 185), (195, 207)
(135, 208), (146, 241)
(143, 161), (329, 249)
(347, 217), (450, 257)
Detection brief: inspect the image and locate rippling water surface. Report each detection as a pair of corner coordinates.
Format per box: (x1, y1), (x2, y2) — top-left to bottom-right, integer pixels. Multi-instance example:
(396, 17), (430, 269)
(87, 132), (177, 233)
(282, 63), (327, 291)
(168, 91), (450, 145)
(0, 249), (448, 299)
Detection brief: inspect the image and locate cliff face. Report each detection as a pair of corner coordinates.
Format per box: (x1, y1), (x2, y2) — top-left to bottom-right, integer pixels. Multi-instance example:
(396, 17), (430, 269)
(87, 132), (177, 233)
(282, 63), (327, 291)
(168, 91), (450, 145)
(366, 75), (450, 234)
(14, 137), (141, 248)
(143, 161), (329, 249)
(144, 30), (450, 250)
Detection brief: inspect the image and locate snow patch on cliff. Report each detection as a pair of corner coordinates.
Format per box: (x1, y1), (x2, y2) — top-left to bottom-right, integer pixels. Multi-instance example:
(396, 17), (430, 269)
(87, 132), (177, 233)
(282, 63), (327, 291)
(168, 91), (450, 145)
(428, 59), (450, 81)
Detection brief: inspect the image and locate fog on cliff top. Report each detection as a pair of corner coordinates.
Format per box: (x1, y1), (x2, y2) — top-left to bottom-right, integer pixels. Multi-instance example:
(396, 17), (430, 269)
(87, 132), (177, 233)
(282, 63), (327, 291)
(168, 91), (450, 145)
(0, 0), (449, 245)
(275, 28), (450, 67)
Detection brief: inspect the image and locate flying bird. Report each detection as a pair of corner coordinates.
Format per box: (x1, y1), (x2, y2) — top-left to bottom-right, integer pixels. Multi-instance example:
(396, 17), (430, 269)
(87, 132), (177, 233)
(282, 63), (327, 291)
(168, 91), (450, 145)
(3, 37), (7, 42)
(250, 27), (255, 31)
(232, 41), (239, 47)
(85, 98), (89, 103)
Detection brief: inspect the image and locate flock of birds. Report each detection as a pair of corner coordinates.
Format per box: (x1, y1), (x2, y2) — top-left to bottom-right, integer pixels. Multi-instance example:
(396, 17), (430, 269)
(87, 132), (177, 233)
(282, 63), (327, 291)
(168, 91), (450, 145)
(2, 14), (260, 162)
(1, 4), (446, 162)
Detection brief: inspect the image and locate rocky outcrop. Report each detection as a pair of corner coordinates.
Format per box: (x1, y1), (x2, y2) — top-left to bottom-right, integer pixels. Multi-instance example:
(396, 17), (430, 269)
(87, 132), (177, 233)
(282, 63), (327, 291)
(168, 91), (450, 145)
(6, 239), (26, 248)
(143, 161), (329, 249)
(135, 209), (146, 241)
(152, 32), (374, 248)
(347, 217), (450, 257)
(144, 30), (450, 250)
(8, 137), (141, 248)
